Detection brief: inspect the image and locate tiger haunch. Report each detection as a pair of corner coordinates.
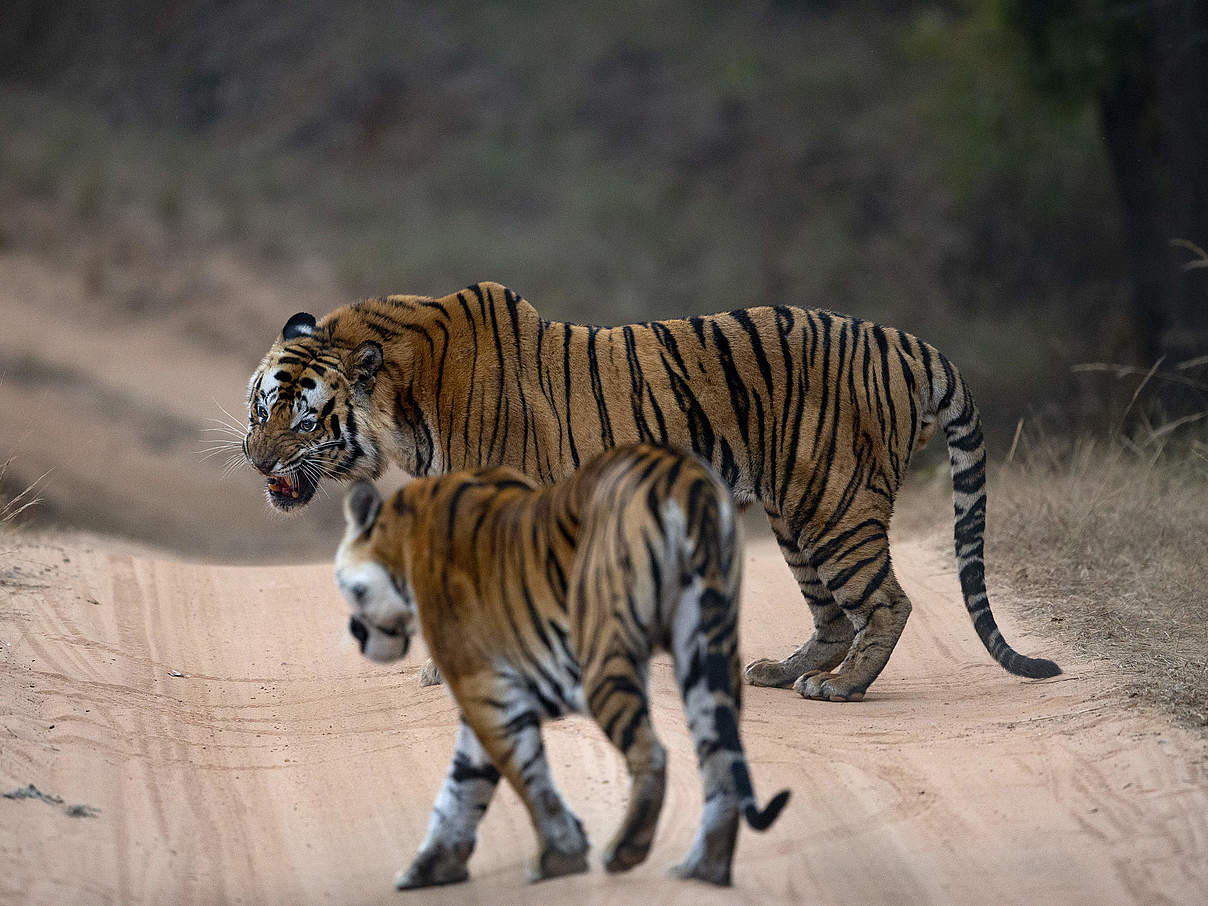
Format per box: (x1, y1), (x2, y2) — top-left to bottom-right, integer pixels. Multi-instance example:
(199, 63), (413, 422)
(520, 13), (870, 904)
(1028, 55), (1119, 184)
(335, 444), (790, 888)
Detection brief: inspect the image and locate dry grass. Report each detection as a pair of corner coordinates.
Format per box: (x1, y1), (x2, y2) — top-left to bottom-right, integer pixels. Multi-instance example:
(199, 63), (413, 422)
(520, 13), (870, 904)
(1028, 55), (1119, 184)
(0, 459), (44, 527)
(988, 417), (1208, 731)
(0, 459), (46, 591)
(899, 354), (1208, 733)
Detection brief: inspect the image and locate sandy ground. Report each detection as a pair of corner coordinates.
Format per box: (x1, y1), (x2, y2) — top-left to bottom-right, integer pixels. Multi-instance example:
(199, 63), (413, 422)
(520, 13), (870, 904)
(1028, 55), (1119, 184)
(2, 530), (1206, 906)
(0, 249), (344, 561)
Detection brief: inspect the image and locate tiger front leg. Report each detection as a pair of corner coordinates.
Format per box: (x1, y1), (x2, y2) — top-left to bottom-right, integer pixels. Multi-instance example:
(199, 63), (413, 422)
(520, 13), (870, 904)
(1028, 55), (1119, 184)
(584, 664), (667, 874)
(794, 558), (911, 703)
(745, 527), (853, 688)
(743, 602), (851, 687)
(396, 720), (499, 889)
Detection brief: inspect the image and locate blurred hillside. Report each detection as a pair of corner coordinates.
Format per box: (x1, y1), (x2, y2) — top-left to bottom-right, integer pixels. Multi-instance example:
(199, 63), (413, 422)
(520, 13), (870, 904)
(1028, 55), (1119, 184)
(0, 0), (1201, 558)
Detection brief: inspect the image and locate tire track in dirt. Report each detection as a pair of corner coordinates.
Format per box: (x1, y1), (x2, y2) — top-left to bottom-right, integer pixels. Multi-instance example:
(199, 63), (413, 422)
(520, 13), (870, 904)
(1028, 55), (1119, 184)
(2, 534), (1206, 904)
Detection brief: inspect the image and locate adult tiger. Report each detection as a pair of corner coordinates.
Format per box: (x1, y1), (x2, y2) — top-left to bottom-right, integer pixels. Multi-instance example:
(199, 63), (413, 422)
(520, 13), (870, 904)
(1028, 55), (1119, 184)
(335, 444), (789, 888)
(245, 281), (1059, 701)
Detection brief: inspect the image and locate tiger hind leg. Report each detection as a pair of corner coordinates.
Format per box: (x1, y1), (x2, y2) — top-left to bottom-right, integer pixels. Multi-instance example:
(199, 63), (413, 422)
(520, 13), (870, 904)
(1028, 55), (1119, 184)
(744, 520), (854, 688)
(584, 659), (667, 875)
(795, 525), (911, 702)
(668, 795), (740, 886)
(668, 580), (747, 886)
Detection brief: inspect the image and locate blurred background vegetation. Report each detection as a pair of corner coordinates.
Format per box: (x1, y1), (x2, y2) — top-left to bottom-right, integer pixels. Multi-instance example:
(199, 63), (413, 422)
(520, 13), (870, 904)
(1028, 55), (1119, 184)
(1, 0), (1205, 558)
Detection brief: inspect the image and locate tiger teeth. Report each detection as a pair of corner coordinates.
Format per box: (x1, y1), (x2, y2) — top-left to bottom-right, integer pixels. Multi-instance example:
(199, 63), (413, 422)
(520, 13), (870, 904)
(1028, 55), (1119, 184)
(269, 475), (300, 497)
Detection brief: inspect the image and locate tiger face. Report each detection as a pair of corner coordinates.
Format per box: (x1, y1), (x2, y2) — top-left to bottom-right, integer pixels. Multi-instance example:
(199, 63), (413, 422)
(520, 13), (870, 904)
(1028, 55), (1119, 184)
(244, 312), (385, 511)
(335, 481), (416, 662)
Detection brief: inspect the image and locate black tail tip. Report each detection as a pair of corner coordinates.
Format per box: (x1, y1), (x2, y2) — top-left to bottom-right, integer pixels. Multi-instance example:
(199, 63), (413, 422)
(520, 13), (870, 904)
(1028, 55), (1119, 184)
(1012, 656), (1062, 679)
(745, 789), (790, 831)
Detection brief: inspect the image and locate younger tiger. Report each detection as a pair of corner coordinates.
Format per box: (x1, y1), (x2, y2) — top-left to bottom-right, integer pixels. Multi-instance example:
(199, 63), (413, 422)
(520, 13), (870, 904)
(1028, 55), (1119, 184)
(334, 444), (790, 888)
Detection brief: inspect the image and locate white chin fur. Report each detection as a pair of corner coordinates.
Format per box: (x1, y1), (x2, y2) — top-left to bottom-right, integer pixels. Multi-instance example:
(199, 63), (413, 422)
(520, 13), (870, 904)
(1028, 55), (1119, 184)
(363, 633), (407, 662)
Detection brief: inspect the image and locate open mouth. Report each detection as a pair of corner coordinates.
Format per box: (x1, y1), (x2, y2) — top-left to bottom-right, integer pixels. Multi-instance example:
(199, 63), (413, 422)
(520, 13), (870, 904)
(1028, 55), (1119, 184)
(266, 470), (318, 510)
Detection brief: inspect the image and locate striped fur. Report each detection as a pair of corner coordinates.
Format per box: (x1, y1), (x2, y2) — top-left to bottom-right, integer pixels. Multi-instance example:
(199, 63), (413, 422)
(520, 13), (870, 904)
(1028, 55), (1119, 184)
(335, 445), (790, 888)
(249, 281), (1060, 700)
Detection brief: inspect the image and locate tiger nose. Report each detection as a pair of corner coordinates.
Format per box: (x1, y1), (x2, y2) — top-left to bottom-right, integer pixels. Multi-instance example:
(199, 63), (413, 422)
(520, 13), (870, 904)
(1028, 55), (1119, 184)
(251, 456), (280, 476)
(244, 436), (280, 475)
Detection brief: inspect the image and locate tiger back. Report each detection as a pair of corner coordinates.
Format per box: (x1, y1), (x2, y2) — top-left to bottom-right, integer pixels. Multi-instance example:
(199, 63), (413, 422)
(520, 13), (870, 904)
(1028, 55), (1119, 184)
(334, 444), (789, 889)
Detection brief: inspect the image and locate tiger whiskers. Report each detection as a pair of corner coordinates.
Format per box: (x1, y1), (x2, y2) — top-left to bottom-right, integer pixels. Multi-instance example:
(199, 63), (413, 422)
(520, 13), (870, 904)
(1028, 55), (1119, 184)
(298, 460), (335, 500)
(212, 399), (251, 432)
(305, 440), (344, 456)
(219, 452), (249, 479)
(299, 456), (345, 485)
(202, 420), (246, 439)
(201, 399), (255, 475)
(304, 459), (341, 497)
(195, 436), (247, 462)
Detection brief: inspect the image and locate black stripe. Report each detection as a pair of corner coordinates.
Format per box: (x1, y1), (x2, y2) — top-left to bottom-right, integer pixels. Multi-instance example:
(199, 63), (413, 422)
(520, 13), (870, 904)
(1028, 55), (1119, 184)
(450, 753), (501, 785)
(710, 320), (751, 448)
(506, 293), (535, 473)
(445, 293), (478, 468)
(586, 327), (615, 446)
(562, 327), (581, 468)
(474, 284), (508, 464)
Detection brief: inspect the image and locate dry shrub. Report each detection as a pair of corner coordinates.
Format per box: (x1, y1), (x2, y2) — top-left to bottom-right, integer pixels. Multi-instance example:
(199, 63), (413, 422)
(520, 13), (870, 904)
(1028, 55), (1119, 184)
(990, 419), (1208, 730)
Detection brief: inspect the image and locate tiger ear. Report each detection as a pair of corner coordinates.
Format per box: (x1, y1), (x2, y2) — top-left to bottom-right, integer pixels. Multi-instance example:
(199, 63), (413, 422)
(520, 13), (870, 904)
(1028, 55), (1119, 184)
(349, 341), (384, 397)
(344, 481), (382, 532)
(282, 312), (316, 340)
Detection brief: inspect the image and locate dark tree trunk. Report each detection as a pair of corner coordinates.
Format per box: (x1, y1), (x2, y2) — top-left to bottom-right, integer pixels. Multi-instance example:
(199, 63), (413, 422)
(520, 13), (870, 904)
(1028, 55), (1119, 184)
(1099, 61), (1167, 364)
(1098, 1), (1208, 409)
(1152, 2), (1208, 362)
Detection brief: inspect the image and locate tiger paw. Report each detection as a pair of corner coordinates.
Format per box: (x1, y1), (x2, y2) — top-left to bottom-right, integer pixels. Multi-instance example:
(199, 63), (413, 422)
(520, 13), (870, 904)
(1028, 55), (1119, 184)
(667, 857), (732, 886)
(743, 658), (797, 688)
(603, 837), (653, 874)
(394, 846), (470, 889)
(526, 843), (589, 883)
(793, 670), (866, 702)
(419, 658), (443, 687)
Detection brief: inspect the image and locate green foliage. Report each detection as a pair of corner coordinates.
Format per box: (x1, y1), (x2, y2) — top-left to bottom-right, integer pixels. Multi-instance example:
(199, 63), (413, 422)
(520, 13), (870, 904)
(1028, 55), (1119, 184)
(0, 0), (1146, 438)
(903, 1), (1123, 307)
(1002, 0), (1150, 101)
(904, 2), (1111, 217)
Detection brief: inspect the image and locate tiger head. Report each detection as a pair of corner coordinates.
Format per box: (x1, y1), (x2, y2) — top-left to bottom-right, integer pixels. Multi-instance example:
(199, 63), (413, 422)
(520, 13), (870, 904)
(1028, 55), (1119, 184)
(335, 480), (416, 662)
(244, 311), (386, 511)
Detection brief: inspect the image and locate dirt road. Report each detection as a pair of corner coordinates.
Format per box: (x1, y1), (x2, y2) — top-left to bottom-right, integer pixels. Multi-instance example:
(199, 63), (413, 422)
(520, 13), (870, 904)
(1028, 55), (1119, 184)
(0, 250), (342, 561)
(2, 532), (1205, 904)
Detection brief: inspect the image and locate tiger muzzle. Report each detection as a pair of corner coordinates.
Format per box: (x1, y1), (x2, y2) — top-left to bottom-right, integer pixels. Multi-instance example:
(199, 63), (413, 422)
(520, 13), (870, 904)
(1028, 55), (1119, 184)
(243, 434), (279, 476)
